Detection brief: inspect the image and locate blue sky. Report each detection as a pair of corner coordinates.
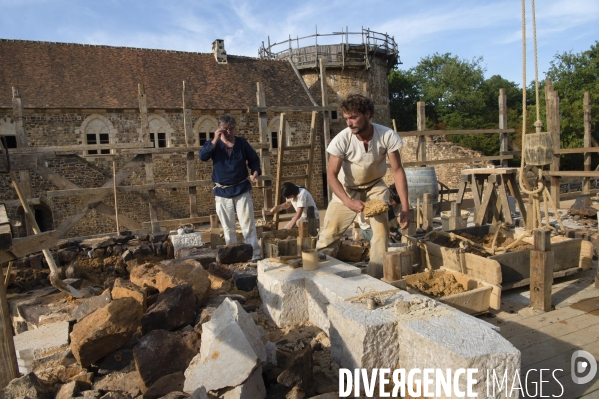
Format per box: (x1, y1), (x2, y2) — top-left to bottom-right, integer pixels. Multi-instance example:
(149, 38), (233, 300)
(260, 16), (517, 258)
(1, 0), (597, 87)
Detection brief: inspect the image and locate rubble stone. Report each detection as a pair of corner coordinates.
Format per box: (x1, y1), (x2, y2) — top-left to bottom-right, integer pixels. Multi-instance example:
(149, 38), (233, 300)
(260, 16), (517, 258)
(216, 244), (253, 264)
(183, 298), (268, 393)
(134, 329), (201, 390)
(277, 347), (313, 391)
(234, 266), (258, 291)
(0, 372), (52, 399)
(207, 262), (235, 280)
(98, 349), (135, 375)
(72, 289), (112, 322)
(55, 380), (80, 399)
(141, 284), (196, 334)
(155, 259), (211, 306)
(111, 278), (147, 311)
(122, 249), (134, 262)
(220, 365), (266, 399)
(142, 371), (185, 399)
(92, 370), (143, 397)
(80, 236), (115, 249)
(70, 297), (142, 367)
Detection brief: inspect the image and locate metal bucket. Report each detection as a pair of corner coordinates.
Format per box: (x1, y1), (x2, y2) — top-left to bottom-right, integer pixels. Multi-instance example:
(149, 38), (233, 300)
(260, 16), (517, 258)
(404, 167), (439, 207)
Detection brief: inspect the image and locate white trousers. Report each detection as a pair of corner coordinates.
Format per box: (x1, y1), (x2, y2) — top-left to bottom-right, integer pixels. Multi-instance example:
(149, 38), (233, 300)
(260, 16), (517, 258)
(215, 191), (261, 259)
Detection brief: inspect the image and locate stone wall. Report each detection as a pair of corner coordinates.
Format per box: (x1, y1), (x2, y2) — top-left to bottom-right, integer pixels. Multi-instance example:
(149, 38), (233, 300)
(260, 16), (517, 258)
(0, 109), (325, 238)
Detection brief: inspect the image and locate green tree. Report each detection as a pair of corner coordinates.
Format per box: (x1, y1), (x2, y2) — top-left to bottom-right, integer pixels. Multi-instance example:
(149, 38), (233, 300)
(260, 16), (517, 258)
(388, 69), (419, 131)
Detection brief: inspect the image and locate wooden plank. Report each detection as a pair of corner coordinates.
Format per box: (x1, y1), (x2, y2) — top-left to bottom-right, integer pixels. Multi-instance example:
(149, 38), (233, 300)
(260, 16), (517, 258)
(496, 175), (513, 224)
(1, 198), (40, 208)
(0, 224), (12, 251)
(95, 203), (143, 230)
(555, 147), (599, 154)
(461, 167), (519, 175)
(8, 142), (154, 154)
(282, 160), (310, 167)
(546, 171), (599, 177)
(122, 143), (269, 155)
(10, 230), (58, 258)
(0, 265), (19, 388)
(46, 179), (215, 197)
(283, 144), (312, 151)
(404, 155), (513, 167)
(8, 154), (37, 171)
(475, 179), (496, 226)
(0, 204), (9, 225)
(12, 87), (32, 232)
(397, 128), (515, 137)
(416, 101), (426, 162)
(247, 105), (337, 113)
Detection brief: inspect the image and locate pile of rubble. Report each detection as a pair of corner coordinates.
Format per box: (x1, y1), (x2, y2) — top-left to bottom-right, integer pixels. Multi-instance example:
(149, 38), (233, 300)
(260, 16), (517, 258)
(2, 234), (337, 399)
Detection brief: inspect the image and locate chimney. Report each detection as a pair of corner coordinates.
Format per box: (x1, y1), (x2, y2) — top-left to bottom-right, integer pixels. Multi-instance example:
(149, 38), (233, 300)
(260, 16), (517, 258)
(212, 39), (227, 64)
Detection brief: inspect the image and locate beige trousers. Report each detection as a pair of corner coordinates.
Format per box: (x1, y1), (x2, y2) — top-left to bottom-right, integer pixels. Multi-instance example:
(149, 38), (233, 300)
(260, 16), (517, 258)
(315, 180), (389, 278)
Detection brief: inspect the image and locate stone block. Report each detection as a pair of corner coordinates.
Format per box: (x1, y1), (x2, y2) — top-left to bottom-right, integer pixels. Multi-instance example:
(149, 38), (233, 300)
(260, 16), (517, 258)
(216, 243), (253, 264)
(13, 320), (70, 374)
(171, 232), (204, 257)
(72, 289), (112, 322)
(257, 258), (361, 328)
(141, 284), (196, 335)
(234, 266), (258, 291)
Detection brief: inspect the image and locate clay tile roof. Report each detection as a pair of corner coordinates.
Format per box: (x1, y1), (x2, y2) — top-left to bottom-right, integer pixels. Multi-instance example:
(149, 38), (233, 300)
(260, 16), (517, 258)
(0, 39), (314, 109)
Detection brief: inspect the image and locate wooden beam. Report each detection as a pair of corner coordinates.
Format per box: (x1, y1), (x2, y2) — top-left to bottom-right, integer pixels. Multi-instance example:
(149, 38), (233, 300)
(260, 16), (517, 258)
(530, 229), (553, 312)
(547, 79), (561, 208)
(0, 264), (19, 389)
(546, 171), (599, 178)
(247, 105), (337, 113)
(397, 128), (515, 137)
(274, 113), (287, 227)
(95, 202), (142, 230)
(499, 88), (509, 167)
(120, 143), (269, 155)
(554, 147), (599, 154)
(10, 230), (58, 258)
(305, 111), (317, 193)
(416, 101), (426, 162)
(12, 87), (32, 234)
(404, 155), (513, 167)
(8, 142), (154, 154)
(0, 205), (11, 251)
(2, 198), (40, 208)
(47, 179), (215, 197)
(320, 58), (332, 203)
(584, 92), (592, 195)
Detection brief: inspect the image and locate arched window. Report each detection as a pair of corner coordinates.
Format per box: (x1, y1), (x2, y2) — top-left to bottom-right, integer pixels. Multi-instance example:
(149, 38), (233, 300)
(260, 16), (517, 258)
(78, 114), (117, 155)
(194, 116), (218, 146)
(0, 117), (16, 149)
(268, 116), (295, 150)
(148, 115), (174, 148)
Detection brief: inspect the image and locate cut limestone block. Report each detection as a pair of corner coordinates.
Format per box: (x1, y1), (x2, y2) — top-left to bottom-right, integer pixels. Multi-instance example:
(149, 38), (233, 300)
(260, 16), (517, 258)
(171, 232), (204, 257)
(257, 258), (361, 328)
(220, 365), (266, 399)
(184, 298), (268, 393)
(328, 292), (409, 371)
(305, 274), (399, 335)
(396, 305), (520, 398)
(13, 320), (70, 374)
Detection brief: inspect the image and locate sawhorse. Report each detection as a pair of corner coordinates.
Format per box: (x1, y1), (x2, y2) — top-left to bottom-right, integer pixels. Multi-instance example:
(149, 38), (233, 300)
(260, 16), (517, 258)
(455, 168), (527, 226)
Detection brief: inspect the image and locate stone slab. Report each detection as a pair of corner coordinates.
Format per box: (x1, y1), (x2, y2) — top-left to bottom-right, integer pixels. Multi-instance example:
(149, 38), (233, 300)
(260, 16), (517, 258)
(13, 320), (70, 374)
(171, 232), (204, 257)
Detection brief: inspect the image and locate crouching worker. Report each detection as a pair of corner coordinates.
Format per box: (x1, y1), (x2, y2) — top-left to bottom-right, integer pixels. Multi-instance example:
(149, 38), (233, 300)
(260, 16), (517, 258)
(199, 114), (262, 262)
(269, 182), (319, 230)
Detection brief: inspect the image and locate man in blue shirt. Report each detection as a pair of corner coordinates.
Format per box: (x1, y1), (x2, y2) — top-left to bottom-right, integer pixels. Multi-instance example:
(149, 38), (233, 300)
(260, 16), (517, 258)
(199, 114), (262, 261)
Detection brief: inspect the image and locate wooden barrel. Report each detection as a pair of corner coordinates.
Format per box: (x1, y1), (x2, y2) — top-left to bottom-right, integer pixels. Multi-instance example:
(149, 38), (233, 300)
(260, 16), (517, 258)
(523, 132), (554, 166)
(405, 167), (439, 207)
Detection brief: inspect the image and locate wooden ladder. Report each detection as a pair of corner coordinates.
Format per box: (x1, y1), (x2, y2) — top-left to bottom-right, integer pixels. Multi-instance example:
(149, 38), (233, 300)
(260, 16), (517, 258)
(273, 111), (317, 227)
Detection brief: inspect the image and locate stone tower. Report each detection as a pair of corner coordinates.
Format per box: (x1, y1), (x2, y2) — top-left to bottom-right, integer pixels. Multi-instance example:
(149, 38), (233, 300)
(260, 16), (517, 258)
(259, 28), (400, 134)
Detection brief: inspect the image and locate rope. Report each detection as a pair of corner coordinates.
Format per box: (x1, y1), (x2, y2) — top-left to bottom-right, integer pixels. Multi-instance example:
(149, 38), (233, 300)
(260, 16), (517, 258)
(517, 0), (565, 234)
(350, 286), (395, 306)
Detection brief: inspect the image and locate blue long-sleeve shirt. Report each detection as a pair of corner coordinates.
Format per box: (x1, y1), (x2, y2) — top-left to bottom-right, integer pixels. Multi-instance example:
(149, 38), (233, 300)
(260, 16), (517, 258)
(199, 137), (262, 198)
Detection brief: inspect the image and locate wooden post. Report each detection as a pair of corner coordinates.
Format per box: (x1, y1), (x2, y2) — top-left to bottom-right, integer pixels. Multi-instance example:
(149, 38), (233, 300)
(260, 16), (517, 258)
(583, 92), (592, 195)
(416, 198), (421, 229)
(546, 79), (561, 209)
(422, 193), (434, 232)
(320, 58), (332, 203)
(210, 214), (220, 229)
(448, 202), (462, 230)
(499, 88), (509, 167)
(307, 206), (318, 237)
(112, 161), (120, 233)
(183, 81), (198, 217)
(12, 87), (32, 235)
(530, 229), (553, 312)
(256, 83), (273, 219)
(273, 113), (287, 228)
(416, 101), (426, 163)
(297, 220), (311, 255)
(383, 252), (402, 281)
(139, 84), (160, 233)
(401, 209), (416, 236)
(0, 265), (19, 389)
(306, 111), (317, 193)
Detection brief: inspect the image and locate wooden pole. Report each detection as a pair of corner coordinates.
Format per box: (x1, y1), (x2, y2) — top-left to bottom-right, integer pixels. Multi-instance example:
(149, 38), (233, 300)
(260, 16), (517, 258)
(448, 202), (462, 230)
(139, 84), (160, 233)
(546, 79), (561, 209)
(307, 206), (318, 237)
(183, 81), (198, 218)
(416, 101), (426, 163)
(383, 252), (402, 281)
(422, 193), (434, 232)
(297, 220), (311, 255)
(274, 113), (287, 229)
(12, 87), (32, 235)
(400, 209), (416, 236)
(112, 161), (120, 234)
(0, 265), (19, 389)
(320, 58), (332, 203)
(583, 92), (592, 195)
(4, 262), (11, 289)
(499, 88), (509, 167)
(256, 83), (273, 220)
(530, 229), (553, 312)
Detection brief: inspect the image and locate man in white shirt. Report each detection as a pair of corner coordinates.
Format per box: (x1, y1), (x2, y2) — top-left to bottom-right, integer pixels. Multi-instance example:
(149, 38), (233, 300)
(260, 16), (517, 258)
(315, 94), (411, 278)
